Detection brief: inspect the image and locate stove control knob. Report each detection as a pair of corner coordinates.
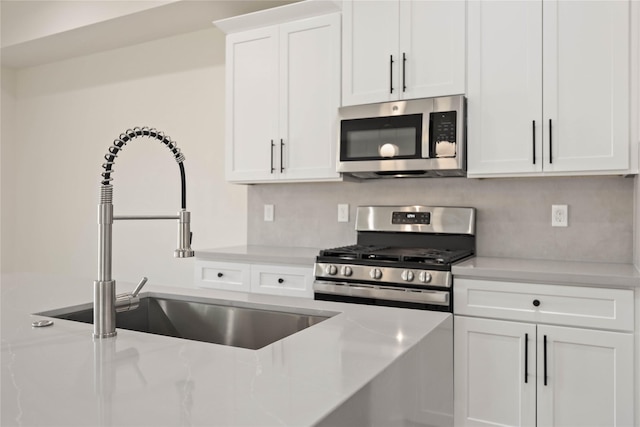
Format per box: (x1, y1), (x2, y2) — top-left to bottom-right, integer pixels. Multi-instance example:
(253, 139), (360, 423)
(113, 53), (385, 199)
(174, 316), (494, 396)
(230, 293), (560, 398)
(370, 268), (383, 280)
(326, 264), (338, 276)
(419, 271), (432, 283)
(341, 266), (353, 277)
(401, 270), (415, 282)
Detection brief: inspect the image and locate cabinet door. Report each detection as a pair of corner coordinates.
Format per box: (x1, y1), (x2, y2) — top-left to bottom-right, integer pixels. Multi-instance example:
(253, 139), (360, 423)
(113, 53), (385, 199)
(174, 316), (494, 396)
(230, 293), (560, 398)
(279, 14), (341, 181)
(467, 0), (543, 176)
(537, 325), (634, 427)
(342, 0), (399, 106)
(225, 27), (279, 182)
(543, 0), (630, 173)
(399, 0), (465, 100)
(454, 316), (536, 427)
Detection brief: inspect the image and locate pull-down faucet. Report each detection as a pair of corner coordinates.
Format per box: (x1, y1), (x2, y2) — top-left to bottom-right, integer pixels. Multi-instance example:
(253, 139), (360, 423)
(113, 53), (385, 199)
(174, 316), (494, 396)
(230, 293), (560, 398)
(94, 127), (194, 339)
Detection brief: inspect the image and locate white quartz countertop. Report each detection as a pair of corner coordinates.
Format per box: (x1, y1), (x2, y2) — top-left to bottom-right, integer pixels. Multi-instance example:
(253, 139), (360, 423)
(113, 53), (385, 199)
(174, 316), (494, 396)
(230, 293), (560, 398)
(1, 273), (449, 426)
(453, 257), (640, 288)
(195, 245), (320, 266)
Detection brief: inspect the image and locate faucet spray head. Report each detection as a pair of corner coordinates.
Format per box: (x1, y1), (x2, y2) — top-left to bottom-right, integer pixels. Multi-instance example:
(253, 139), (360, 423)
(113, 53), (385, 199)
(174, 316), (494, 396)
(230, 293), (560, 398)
(175, 209), (194, 258)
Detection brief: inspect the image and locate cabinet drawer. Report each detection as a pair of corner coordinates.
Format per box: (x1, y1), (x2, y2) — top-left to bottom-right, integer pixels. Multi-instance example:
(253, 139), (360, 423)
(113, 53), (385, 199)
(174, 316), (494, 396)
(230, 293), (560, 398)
(195, 261), (251, 292)
(454, 279), (634, 331)
(251, 264), (312, 298)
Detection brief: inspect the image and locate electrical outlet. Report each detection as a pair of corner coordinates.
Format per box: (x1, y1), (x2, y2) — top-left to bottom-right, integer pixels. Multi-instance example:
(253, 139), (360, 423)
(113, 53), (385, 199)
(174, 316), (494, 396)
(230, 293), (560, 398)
(338, 204), (349, 222)
(551, 205), (568, 227)
(264, 204), (274, 222)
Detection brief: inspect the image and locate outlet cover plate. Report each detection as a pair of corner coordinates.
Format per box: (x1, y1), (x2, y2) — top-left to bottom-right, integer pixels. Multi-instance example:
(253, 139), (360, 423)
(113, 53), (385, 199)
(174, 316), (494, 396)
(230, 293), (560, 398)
(551, 205), (568, 227)
(338, 204), (349, 222)
(264, 204), (274, 222)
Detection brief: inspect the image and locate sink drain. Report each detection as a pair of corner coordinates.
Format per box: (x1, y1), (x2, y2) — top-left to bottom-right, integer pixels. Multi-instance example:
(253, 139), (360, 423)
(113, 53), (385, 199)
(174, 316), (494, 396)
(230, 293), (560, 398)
(32, 319), (54, 328)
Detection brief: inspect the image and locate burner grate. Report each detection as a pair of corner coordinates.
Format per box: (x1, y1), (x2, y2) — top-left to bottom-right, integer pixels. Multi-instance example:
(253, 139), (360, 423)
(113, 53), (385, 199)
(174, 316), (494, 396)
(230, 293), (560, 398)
(320, 245), (389, 259)
(320, 245), (473, 266)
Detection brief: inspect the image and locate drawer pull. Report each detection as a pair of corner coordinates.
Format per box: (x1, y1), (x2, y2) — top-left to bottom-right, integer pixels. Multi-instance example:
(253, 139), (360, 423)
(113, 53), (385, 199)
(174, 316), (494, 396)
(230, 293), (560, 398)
(532, 299), (540, 307)
(217, 272), (223, 278)
(278, 278), (284, 284)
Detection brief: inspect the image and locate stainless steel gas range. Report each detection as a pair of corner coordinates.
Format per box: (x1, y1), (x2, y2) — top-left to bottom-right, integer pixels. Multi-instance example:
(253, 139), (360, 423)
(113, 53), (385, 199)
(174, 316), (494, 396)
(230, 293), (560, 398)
(313, 205), (476, 312)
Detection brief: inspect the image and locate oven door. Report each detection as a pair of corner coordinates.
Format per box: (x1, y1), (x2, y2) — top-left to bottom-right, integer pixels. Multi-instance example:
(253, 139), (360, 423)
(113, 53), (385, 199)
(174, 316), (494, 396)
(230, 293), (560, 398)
(313, 280), (451, 312)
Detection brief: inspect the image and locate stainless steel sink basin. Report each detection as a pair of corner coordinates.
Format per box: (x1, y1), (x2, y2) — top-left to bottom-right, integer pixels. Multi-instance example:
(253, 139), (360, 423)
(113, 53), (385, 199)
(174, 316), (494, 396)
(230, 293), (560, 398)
(38, 294), (335, 350)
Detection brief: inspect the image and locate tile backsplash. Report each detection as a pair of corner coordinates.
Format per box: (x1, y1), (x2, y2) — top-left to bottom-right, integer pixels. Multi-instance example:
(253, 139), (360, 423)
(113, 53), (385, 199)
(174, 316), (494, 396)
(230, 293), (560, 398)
(248, 176), (634, 263)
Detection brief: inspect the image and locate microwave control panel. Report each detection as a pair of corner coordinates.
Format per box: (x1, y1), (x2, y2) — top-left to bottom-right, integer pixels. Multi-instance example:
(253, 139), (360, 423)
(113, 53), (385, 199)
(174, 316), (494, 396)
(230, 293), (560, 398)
(430, 111), (457, 158)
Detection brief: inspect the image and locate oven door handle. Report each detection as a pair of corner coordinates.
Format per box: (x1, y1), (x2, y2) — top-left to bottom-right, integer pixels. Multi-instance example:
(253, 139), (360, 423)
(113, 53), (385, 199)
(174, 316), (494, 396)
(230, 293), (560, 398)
(313, 281), (450, 306)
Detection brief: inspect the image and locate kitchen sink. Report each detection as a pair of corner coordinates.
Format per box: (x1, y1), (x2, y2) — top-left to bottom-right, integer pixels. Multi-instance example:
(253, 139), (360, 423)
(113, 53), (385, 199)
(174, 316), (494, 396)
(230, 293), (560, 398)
(38, 294), (336, 350)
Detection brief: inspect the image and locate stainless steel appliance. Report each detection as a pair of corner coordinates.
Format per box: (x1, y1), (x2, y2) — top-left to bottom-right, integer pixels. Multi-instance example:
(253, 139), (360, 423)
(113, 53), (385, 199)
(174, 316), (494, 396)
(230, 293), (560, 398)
(313, 205), (475, 311)
(337, 95), (466, 178)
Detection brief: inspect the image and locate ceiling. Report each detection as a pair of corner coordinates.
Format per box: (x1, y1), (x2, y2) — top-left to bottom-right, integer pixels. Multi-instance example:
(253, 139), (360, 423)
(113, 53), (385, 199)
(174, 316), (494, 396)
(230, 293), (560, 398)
(0, 0), (299, 68)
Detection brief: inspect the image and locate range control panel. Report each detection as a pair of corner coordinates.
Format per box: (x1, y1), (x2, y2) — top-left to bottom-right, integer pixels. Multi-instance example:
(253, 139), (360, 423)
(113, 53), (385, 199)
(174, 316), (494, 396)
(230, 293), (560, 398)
(392, 211), (431, 225)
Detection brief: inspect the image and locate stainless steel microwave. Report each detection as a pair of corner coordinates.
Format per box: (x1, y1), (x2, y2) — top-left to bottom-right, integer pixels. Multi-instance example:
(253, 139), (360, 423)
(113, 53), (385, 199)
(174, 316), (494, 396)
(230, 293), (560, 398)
(337, 95), (466, 178)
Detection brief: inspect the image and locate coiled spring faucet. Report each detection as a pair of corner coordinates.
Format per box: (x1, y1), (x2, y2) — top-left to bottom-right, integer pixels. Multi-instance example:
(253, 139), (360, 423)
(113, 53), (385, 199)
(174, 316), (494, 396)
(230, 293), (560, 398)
(94, 127), (194, 339)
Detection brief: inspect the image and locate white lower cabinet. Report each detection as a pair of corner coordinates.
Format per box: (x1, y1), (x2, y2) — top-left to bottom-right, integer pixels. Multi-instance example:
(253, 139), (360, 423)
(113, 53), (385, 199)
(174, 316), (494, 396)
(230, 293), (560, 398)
(536, 324), (634, 427)
(194, 261), (251, 293)
(250, 264), (312, 298)
(195, 260), (313, 298)
(454, 279), (635, 427)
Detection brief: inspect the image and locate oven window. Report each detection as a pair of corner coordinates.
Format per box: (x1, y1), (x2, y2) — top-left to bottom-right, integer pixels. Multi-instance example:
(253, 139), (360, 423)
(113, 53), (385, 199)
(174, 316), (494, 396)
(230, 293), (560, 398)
(340, 114), (422, 161)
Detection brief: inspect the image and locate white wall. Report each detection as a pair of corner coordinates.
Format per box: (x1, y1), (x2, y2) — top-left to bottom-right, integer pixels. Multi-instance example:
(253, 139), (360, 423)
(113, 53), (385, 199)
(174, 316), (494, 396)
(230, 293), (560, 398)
(1, 67), (18, 272)
(0, 1), (174, 48)
(0, 27), (248, 287)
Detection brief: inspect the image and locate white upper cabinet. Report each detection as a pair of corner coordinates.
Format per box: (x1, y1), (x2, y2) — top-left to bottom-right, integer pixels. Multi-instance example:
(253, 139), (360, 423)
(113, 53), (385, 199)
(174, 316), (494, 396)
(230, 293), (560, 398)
(219, 3), (342, 184)
(342, 0), (466, 107)
(542, 1), (630, 173)
(226, 27), (280, 182)
(468, 0), (632, 177)
(278, 16), (341, 181)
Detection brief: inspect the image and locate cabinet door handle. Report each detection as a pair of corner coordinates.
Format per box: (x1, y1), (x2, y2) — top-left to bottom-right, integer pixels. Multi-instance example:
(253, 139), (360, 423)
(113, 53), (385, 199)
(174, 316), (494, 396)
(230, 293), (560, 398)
(524, 333), (529, 383)
(270, 140), (275, 173)
(390, 54), (394, 94)
(548, 119), (553, 164)
(280, 139), (284, 173)
(543, 334), (548, 386)
(217, 272), (223, 278)
(278, 278), (284, 284)
(532, 120), (536, 165)
(402, 52), (407, 92)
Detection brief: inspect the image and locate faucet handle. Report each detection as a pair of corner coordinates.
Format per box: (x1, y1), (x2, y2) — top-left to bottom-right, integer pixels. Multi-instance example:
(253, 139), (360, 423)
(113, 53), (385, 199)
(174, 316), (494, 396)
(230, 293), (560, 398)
(131, 277), (148, 297)
(115, 277), (148, 313)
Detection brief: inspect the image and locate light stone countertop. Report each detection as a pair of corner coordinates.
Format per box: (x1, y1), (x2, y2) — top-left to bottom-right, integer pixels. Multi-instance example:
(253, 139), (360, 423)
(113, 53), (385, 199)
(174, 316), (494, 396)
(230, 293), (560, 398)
(0, 272), (450, 426)
(195, 245), (321, 266)
(453, 257), (640, 288)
